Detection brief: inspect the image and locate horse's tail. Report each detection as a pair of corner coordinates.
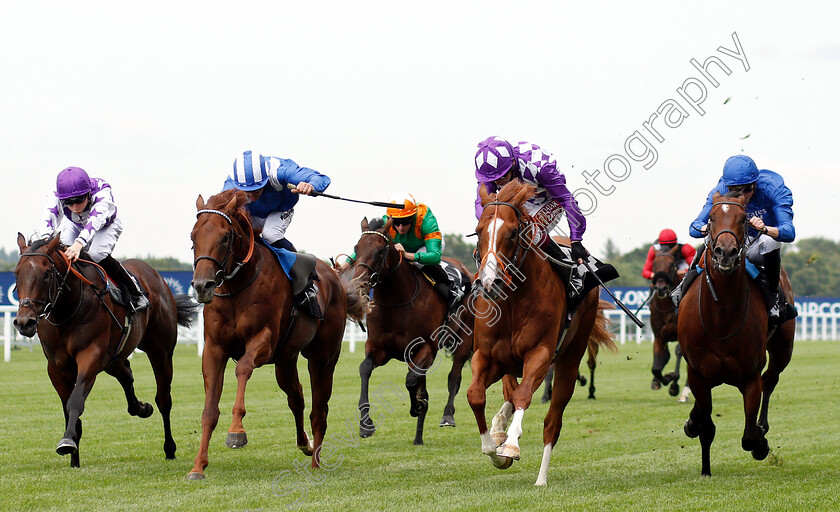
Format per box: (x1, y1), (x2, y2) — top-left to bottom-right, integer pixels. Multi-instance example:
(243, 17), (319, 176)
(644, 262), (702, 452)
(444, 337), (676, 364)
(589, 299), (618, 353)
(174, 293), (201, 327)
(343, 276), (372, 323)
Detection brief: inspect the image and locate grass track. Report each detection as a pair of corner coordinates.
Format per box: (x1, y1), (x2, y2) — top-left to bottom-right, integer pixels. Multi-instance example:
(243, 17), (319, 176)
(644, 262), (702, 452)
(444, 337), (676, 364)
(0, 340), (838, 511)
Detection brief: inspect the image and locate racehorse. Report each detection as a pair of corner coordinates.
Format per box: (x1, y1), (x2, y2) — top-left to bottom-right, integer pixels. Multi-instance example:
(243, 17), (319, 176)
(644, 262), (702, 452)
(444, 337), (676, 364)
(342, 217), (473, 445)
(649, 245), (686, 397)
(468, 181), (616, 486)
(677, 192), (795, 476)
(13, 233), (198, 468)
(187, 189), (346, 479)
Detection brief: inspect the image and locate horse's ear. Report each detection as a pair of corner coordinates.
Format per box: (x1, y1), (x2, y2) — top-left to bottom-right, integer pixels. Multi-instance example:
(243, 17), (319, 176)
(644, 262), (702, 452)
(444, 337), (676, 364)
(361, 217), (369, 232)
(712, 191), (722, 202)
(196, 194), (205, 211)
(17, 232), (27, 254)
(479, 183), (493, 207)
(512, 184), (534, 207)
(383, 217), (393, 233)
(670, 244), (681, 256)
(225, 191), (245, 213)
(46, 233), (62, 252)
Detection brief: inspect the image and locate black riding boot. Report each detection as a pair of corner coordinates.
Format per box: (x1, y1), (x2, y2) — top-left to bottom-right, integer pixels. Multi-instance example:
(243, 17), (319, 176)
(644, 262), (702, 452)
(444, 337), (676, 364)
(760, 249), (785, 326)
(99, 255), (149, 312)
(270, 238), (297, 252)
(671, 247), (705, 308)
(295, 273), (323, 320)
(424, 264), (461, 312)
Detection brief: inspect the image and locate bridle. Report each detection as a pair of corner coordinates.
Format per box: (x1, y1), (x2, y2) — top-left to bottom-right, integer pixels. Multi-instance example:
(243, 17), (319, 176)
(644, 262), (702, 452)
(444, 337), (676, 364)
(651, 251), (679, 298)
(17, 250), (86, 326)
(477, 201), (534, 285)
(707, 200), (748, 272)
(193, 209), (255, 289)
(355, 230), (403, 288)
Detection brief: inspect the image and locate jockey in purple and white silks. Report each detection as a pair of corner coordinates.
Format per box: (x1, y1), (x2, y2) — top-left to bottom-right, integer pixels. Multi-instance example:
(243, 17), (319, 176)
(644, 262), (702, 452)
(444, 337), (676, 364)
(474, 136), (617, 311)
(38, 166), (148, 312)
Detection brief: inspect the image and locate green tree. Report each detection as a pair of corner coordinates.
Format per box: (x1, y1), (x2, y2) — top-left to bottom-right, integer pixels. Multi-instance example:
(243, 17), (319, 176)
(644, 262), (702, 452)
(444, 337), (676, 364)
(444, 233), (477, 274)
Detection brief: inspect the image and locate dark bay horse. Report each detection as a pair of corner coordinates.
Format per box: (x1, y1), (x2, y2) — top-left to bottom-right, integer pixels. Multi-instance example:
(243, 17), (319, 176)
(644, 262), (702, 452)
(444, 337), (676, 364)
(541, 341), (601, 402)
(188, 189), (346, 480)
(677, 192), (795, 476)
(13, 233), (197, 468)
(342, 217), (473, 445)
(468, 181), (616, 486)
(649, 245), (686, 396)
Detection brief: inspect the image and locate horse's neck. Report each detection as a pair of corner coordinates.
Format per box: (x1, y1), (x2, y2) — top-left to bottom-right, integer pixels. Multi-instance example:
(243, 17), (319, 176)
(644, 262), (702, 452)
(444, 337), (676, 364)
(706, 263), (751, 313)
(374, 255), (423, 303)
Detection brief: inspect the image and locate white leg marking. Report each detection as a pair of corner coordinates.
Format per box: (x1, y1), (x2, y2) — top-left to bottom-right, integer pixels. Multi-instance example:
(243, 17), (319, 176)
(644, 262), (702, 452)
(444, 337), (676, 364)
(490, 401), (514, 435)
(505, 408), (525, 450)
(534, 443), (553, 486)
(480, 431), (498, 455)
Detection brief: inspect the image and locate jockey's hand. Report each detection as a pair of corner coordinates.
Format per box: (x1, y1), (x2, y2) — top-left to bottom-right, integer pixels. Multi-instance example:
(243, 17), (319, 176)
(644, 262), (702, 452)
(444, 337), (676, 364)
(334, 261), (350, 274)
(571, 241), (589, 264)
(291, 182), (315, 195)
(749, 216), (766, 233)
(65, 241), (84, 262)
(700, 224), (709, 236)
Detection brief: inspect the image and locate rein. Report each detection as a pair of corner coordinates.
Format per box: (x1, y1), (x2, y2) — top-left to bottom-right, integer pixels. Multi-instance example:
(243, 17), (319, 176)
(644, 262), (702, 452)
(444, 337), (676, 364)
(355, 230), (418, 308)
(17, 251), (81, 325)
(194, 208), (257, 295)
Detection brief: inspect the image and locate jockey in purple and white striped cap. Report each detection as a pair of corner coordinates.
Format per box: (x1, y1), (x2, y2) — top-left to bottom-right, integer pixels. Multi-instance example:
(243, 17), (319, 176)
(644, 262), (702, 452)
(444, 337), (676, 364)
(474, 136), (590, 263)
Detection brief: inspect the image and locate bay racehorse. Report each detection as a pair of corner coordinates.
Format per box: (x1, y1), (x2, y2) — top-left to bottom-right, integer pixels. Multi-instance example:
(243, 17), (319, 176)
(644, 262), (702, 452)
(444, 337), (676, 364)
(342, 217), (473, 445)
(187, 189), (346, 479)
(13, 233), (198, 468)
(468, 181), (616, 486)
(677, 192), (795, 476)
(649, 245), (686, 397)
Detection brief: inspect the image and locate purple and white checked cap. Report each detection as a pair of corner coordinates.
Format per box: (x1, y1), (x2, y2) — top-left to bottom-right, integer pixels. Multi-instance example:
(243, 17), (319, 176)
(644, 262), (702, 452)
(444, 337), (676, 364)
(231, 150), (270, 191)
(475, 136), (516, 182)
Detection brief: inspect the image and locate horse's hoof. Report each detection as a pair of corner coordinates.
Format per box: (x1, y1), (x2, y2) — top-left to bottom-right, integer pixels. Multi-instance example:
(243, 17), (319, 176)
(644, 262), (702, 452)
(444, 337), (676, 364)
(491, 432), (508, 447)
(186, 472), (205, 481)
(359, 423), (376, 438)
(56, 438), (77, 456)
(413, 439), (424, 446)
(298, 435), (315, 457)
(587, 393), (596, 400)
(651, 380), (662, 391)
(225, 432), (248, 449)
(684, 419), (699, 438)
(578, 376), (587, 387)
(752, 441), (770, 461)
(496, 443), (520, 461)
(669, 382), (680, 397)
(489, 453), (514, 469)
(439, 416), (456, 427)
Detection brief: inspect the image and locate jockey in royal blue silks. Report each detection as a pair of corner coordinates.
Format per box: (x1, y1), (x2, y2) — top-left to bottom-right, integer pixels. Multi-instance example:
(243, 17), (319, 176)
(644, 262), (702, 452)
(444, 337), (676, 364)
(222, 150), (331, 318)
(672, 154), (797, 327)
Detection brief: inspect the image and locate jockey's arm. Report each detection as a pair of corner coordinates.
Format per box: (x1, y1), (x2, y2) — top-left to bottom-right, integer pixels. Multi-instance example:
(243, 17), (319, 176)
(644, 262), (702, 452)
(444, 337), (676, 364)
(641, 245), (656, 280)
(534, 163), (586, 241)
(272, 158), (331, 194)
(38, 191), (61, 239)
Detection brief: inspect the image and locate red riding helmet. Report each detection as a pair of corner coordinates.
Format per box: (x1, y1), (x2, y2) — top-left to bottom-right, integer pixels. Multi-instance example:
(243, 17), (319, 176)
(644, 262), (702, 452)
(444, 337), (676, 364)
(657, 229), (677, 244)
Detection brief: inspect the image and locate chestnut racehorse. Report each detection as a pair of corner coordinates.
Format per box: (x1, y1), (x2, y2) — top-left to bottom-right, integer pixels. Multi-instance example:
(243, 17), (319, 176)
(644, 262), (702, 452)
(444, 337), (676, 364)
(678, 192), (795, 476)
(13, 233), (198, 468)
(343, 217), (473, 445)
(649, 245), (685, 396)
(187, 189), (346, 479)
(467, 181), (615, 486)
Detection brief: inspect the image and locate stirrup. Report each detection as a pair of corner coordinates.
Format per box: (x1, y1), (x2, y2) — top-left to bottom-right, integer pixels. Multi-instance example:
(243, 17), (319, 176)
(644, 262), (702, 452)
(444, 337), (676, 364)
(132, 294), (150, 312)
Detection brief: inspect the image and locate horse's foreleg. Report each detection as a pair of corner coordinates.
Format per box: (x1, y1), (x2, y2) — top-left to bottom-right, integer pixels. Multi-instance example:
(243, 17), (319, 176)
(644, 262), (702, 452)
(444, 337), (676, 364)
(105, 358), (154, 419)
(536, 352), (580, 486)
(668, 344), (684, 397)
(358, 355), (378, 438)
(759, 328), (794, 434)
(58, 348), (102, 465)
(440, 350), (468, 427)
(406, 344), (433, 445)
(145, 346), (177, 459)
(540, 365), (555, 403)
(227, 332), (273, 449)
(684, 366), (715, 476)
(275, 358), (310, 455)
(651, 335), (671, 389)
(497, 353), (550, 462)
(740, 373), (769, 461)
(47, 361), (80, 468)
(466, 352), (499, 458)
(587, 345), (598, 400)
(187, 344), (228, 480)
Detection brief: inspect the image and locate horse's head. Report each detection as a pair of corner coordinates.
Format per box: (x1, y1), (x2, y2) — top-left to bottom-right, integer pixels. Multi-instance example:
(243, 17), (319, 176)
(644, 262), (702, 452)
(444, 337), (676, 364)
(475, 181), (534, 298)
(651, 245), (680, 297)
(340, 217), (397, 321)
(191, 190), (252, 303)
(707, 192), (748, 275)
(13, 232), (66, 337)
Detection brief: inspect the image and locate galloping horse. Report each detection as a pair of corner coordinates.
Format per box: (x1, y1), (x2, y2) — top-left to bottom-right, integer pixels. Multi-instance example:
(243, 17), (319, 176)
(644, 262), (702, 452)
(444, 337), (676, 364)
(467, 181), (615, 486)
(678, 192), (795, 476)
(188, 189), (346, 479)
(649, 245), (686, 396)
(343, 217), (473, 445)
(13, 233), (197, 468)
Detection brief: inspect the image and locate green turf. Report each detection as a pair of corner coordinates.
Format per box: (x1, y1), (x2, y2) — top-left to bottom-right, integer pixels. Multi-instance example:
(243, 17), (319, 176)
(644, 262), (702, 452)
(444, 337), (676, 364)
(0, 339), (838, 512)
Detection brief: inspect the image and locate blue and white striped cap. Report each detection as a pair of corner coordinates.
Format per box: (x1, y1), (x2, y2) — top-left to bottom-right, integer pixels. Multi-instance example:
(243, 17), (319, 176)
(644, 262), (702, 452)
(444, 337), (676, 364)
(231, 150), (271, 191)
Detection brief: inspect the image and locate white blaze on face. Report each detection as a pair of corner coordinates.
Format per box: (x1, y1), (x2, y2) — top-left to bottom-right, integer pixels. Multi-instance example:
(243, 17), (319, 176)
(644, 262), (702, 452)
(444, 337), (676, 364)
(480, 217), (505, 289)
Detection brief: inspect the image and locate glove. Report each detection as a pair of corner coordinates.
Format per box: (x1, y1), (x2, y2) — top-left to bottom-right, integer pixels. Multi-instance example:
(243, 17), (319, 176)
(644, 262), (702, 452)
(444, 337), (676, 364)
(571, 241), (589, 262)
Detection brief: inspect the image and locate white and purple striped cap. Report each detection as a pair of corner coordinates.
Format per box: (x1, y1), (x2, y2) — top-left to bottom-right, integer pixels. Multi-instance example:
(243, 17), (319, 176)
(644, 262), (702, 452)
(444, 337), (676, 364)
(475, 136), (516, 182)
(231, 150), (270, 191)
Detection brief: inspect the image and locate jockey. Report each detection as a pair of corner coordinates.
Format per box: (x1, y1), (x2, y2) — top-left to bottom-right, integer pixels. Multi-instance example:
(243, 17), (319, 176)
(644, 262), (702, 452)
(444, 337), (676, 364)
(337, 192), (464, 312)
(673, 155), (797, 326)
(222, 150), (330, 317)
(474, 136), (614, 311)
(38, 166), (149, 312)
(641, 228), (696, 281)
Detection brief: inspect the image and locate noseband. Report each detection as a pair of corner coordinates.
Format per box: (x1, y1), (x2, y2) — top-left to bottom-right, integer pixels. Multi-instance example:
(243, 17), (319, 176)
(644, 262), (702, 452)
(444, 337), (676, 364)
(194, 209), (255, 287)
(355, 230), (402, 288)
(707, 200), (748, 271)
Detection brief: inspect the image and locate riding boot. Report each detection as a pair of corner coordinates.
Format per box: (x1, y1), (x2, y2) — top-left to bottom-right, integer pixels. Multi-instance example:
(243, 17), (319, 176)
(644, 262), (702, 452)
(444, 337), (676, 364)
(293, 270), (323, 320)
(270, 238), (298, 252)
(424, 264), (459, 312)
(670, 266), (699, 308)
(761, 249), (783, 325)
(99, 255), (149, 313)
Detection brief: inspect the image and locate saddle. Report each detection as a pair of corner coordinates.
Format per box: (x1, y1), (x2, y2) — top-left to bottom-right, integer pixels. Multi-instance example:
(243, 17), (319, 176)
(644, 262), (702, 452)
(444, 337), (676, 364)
(544, 239), (618, 315)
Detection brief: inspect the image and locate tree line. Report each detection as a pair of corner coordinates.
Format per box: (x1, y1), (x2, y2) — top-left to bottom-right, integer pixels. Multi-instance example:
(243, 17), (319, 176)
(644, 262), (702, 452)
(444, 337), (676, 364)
(3, 236), (838, 297)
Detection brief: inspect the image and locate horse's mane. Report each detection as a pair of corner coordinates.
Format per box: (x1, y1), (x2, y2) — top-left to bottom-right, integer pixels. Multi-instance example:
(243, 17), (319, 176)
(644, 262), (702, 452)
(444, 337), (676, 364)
(724, 190), (746, 199)
(367, 217), (386, 231)
(205, 188), (240, 210)
(495, 180), (536, 217)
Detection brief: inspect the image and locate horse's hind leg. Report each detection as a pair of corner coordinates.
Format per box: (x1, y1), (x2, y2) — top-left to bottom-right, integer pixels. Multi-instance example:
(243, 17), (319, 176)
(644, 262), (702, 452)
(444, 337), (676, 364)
(440, 347), (468, 427)
(668, 344), (683, 397)
(651, 335), (671, 389)
(406, 344), (433, 445)
(540, 365), (554, 403)
(537, 351), (580, 486)
(586, 344), (598, 400)
(47, 362), (82, 468)
(684, 367), (715, 476)
(144, 343), (177, 459)
(740, 373), (769, 460)
(759, 326), (794, 434)
(227, 337), (273, 449)
(275, 358), (312, 455)
(105, 358), (154, 419)
(307, 350), (339, 468)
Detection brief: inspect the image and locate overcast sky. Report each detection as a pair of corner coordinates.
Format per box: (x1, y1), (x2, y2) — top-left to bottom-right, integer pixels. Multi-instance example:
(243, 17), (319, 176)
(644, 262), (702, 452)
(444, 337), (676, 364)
(2, 1), (837, 265)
